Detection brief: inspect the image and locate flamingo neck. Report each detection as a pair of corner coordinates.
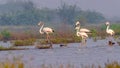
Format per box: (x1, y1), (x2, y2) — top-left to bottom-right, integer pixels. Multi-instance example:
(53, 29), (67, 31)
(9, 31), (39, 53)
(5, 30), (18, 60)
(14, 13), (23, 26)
(106, 25), (109, 32)
(39, 24), (44, 34)
(76, 29), (80, 36)
(76, 26), (80, 30)
(78, 24), (81, 31)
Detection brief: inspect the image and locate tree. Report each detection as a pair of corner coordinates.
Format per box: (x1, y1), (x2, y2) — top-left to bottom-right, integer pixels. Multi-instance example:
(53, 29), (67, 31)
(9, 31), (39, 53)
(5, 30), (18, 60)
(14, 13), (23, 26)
(57, 3), (77, 24)
(85, 11), (105, 23)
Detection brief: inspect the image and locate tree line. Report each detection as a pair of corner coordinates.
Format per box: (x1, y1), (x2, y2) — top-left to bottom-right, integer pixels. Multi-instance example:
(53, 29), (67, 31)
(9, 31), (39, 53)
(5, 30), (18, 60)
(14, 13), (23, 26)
(0, 1), (105, 25)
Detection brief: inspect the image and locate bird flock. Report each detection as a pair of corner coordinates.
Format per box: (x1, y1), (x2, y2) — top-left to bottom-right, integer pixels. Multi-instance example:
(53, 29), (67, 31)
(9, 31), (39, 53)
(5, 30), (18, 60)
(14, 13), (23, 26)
(38, 21), (115, 48)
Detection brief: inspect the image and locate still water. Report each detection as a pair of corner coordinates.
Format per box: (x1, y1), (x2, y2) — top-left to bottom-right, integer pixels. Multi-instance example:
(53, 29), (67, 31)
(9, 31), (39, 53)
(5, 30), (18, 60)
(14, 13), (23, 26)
(0, 39), (120, 68)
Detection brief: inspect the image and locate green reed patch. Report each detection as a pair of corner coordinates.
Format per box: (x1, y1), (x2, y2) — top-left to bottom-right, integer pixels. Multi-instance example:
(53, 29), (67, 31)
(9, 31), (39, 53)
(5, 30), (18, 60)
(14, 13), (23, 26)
(0, 30), (11, 42)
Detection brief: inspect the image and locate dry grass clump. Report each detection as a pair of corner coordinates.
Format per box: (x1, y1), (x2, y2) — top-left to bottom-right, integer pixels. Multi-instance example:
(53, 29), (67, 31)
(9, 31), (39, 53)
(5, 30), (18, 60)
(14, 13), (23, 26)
(105, 61), (120, 68)
(0, 56), (24, 68)
(0, 46), (29, 51)
(13, 38), (36, 46)
(39, 35), (81, 45)
(0, 61), (24, 68)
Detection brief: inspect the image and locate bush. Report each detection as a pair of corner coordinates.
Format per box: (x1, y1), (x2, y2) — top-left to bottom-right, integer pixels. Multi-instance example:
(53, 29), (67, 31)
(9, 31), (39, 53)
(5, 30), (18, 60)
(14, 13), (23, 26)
(0, 30), (11, 42)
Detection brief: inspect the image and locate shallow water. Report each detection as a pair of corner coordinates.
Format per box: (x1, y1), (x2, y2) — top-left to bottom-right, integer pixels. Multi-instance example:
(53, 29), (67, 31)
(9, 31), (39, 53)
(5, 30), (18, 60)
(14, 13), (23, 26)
(0, 39), (120, 68)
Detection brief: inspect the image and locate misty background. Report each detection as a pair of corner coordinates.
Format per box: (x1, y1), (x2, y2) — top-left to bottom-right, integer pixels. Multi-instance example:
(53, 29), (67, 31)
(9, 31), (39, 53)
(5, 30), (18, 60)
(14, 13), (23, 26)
(1, 0), (120, 17)
(0, 0), (119, 26)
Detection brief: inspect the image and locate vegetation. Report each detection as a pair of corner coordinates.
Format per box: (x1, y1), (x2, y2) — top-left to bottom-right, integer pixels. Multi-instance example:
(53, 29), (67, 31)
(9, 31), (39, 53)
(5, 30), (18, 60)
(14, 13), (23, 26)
(0, 30), (11, 42)
(39, 37), (81, 45)
(0, 23), (119, 44)
(0, 61), (24, 68)
(0, 59), (120, 68)
(0, 56), (24, 68)
(0, 46), (29, 51)
(13, 38), (36, 46)
(39, 61), (120, 68)
(0, 0), (105, 25)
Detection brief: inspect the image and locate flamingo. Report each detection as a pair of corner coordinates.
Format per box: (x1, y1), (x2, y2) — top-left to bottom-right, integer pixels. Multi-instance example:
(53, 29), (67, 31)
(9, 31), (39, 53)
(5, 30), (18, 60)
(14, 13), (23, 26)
(38, 21), (54, 47)
(75, 26), (88, 47)
(106, 22), (115, 36)
(105, 21), (115, 46)
(75, 21), (90, 33)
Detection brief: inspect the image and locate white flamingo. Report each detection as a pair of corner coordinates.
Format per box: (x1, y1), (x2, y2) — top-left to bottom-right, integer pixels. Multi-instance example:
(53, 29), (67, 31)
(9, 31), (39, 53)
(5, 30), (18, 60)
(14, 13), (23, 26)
(106, 21), (115, 36)
(105, 21), (115, 46)
(75, 26), (88, 47)
(75, 21), (90, 33)
(38, 21), (54, 43)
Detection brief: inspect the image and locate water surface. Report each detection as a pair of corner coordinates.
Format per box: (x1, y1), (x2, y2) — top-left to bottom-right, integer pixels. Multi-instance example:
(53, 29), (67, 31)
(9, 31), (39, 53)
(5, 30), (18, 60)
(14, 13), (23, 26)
(0, 39), (119, 68)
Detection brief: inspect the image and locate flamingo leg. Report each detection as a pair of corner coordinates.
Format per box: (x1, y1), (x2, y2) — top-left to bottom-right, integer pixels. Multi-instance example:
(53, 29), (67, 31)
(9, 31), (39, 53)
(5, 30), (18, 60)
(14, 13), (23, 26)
(80, 37), (84, 48)
(48, 34), (50, 40)
(82, 38), (84, 46)
(81, 37), (87, 48)
(84, 38), (87, 48)
(107, 34), (115, 46)
(47, 34), (53, 48)
(109, 35), (112, 42)
(82, 38), (85, 46)
(109, 35), (112, 41)
(46, 34), (49, 42)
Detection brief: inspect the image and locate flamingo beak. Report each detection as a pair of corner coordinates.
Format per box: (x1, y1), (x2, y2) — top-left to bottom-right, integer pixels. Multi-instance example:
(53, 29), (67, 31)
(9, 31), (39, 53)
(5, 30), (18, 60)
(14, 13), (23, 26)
(52, 30), (55, 32)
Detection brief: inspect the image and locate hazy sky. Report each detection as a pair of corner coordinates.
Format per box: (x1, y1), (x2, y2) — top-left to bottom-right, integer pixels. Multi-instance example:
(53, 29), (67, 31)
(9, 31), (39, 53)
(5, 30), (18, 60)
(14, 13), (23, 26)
(0, 0), (120, 18)
(32, 0), (120, 18)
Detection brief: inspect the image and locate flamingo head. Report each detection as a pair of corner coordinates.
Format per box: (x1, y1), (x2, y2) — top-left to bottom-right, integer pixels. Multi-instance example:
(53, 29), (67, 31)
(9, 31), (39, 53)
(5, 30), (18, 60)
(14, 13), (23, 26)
(75, 21), (80, 26)
(105, 21), (110, 26)
(38, 21), (44, 26)
(75, 25), (80, 30)
(75, 21), (80, 30)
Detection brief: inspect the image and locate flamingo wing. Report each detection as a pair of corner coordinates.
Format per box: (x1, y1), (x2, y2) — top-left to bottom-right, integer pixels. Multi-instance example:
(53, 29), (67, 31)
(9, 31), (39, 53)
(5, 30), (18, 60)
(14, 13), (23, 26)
(80, 28), (90, 33)
(43, 27), (54, 34)
(107, 29), (115, 35)
(78, 32), (88, 38)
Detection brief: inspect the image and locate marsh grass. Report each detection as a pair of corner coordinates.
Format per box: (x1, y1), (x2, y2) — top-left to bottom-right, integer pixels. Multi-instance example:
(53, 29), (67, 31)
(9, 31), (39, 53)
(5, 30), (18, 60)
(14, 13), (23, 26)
(39, 61), (120, 68)
(0, 46), (29, 51)
(0, 61), (119, 68)
(0, 61), (120, 68)
(0, 24), (119, 45)
(0, 46), (16, 50)
(0, 61), (24, 68)
(0, 55), (120, 68)
(39, 35), (81, 45)
(0, 57), (24, 68)
(13, 38), (36, 46)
